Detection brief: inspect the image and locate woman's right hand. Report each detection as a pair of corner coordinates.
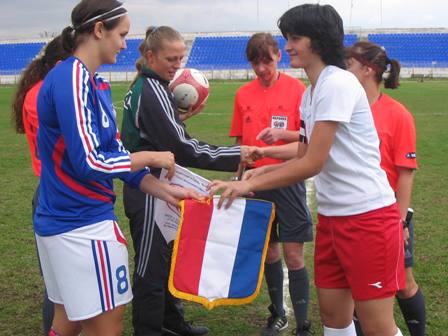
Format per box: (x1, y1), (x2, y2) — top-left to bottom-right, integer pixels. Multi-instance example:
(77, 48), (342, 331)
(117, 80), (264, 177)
(240, 146), (264, 165)
(139, 175), (203, 206)
(164, 185), (204, 207)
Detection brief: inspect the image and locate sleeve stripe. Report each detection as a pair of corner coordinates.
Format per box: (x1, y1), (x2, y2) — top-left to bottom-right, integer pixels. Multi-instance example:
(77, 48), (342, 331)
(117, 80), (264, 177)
(72, 60), (131, 172)
(73, 61), (93, 154)
(147, 78), (240, 158)
(152, 78), (239, 156)
(299, 119), (308, 144)
(135, 95), (141, 128)
(83, 73), (100, 149)
(152, 77), (240, 154)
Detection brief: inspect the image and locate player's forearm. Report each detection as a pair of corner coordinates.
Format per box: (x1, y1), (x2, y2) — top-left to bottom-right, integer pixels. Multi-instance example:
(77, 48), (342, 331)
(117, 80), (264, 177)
(262, 142), (298, 160)
(248, 156), (318, 192)
(395, 168), (415, 219)
(130, 151), (161, 172)
(279, 130), (300, 143)
(262, 161), (289, 174)
(139, 174), (170, 200)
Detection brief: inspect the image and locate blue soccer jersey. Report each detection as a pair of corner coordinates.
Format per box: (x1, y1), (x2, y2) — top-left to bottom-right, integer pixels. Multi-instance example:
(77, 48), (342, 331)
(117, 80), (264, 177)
(35, 56), (148, 236)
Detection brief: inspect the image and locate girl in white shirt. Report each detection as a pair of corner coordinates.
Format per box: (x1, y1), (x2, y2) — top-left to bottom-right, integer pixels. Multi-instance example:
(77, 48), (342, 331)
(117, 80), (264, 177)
(210, 4), (405, 336)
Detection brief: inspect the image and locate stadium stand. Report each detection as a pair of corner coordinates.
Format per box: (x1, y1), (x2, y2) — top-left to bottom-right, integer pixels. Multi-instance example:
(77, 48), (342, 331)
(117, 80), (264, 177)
(1, 32), (447, 81)
(368, 33), (448, 68)
(99, 38), (142, 72)
(0, 39), (143, 75)
(0, 34), (358, 74)
(0, 42), (45, 75)
(186, 34), (358, 70)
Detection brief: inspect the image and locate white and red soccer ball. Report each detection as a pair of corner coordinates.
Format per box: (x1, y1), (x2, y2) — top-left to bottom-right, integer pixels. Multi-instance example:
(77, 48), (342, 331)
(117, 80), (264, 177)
(169, 68), (209, 113)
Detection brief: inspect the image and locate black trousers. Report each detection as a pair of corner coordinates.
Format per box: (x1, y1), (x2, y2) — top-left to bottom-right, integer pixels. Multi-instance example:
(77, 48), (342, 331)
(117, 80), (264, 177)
(124, 184), (184, 336)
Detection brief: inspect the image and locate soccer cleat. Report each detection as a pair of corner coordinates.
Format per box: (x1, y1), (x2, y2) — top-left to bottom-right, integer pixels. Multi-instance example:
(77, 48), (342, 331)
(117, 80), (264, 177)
(162, 320), (209, 336)
(292, 320), (314, 336)
(260, 305), (288, 336)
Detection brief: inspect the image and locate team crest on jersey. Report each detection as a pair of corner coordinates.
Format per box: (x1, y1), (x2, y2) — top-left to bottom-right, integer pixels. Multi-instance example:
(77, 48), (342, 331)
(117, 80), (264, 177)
(271, 116), (288, 130)
(406, 152), (416, 159)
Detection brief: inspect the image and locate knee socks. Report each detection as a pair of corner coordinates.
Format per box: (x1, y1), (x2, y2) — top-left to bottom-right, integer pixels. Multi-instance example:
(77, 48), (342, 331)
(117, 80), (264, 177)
(289, 267), (310, 328)
(264, 260), (285, 316)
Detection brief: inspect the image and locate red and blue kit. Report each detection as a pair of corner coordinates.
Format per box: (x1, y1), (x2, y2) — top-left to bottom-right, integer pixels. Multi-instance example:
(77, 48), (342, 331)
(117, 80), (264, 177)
(35, 57), (148, 236)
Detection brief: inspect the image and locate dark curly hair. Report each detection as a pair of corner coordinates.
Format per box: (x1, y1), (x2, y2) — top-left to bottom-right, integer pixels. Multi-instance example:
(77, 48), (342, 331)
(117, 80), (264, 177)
(278, 4), (346, 69)
(12, 35), (70, 133)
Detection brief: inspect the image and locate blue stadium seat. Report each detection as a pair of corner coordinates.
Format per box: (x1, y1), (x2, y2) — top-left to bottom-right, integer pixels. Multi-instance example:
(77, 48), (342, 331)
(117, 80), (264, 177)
(1, 33), (447, 75)
(0, 39), (143, 75)
(99, 38), (142, 72)
(186, 34), (359, 70)
(0, 42), (45, 75)
(367, 33), (448, 68)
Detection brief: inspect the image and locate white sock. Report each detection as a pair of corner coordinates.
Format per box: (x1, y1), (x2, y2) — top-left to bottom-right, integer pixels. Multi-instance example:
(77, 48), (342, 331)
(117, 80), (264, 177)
(395, 328), (403, 336)
(324, 321), (356, 336)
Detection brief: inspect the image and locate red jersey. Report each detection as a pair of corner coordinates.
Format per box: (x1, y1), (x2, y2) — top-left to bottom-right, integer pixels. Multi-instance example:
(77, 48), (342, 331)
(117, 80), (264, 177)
(371, 93), (418, 191)
(230, 73), (306, 167)
(23, 81), (43, 177)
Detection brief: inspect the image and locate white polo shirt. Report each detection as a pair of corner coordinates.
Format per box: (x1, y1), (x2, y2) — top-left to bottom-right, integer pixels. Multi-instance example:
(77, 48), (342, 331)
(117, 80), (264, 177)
(300, 66), (395, 216)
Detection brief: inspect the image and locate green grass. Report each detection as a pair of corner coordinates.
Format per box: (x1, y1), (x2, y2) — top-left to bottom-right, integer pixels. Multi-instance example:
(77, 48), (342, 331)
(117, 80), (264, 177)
(0, 79), (447, 335)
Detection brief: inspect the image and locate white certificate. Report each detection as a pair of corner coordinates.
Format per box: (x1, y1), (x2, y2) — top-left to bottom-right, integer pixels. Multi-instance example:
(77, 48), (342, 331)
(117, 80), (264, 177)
(154, 164), (210, 243)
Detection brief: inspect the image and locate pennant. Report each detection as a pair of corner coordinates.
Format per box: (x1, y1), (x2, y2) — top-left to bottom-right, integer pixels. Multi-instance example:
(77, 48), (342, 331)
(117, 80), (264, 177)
(169, 196), (275, 309)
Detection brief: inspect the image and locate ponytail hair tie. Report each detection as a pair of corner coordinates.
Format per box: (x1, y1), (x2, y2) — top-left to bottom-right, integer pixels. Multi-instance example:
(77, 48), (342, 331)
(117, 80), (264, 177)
(385, 56), (392, 65)
(69, 25), (76, 38)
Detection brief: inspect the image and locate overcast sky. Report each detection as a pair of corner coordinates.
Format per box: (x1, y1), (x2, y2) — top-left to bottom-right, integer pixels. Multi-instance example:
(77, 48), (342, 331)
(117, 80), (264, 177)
(1, 0), (447, 39)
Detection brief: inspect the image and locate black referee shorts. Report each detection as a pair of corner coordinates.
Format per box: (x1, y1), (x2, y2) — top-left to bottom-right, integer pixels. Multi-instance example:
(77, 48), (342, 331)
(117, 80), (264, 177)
(254, 181), (313, 243)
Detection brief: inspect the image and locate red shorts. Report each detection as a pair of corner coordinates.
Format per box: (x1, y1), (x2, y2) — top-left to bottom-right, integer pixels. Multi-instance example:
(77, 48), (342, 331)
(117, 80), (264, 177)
(314, 203), (405, 301)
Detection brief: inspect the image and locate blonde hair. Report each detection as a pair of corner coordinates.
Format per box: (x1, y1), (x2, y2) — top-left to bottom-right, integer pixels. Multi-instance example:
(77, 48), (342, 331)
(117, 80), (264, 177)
(129, 26), (183, 87)
(135, 26), (183, 72)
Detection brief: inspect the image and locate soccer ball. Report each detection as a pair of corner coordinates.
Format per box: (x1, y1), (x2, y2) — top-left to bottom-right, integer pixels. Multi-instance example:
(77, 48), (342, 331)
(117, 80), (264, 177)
(169, 68), (209, 113)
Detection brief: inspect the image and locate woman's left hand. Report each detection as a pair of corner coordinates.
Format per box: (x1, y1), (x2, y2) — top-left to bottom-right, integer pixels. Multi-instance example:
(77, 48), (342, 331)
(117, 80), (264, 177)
(256, 127), (284, 144)
(208, 180), (252, 209)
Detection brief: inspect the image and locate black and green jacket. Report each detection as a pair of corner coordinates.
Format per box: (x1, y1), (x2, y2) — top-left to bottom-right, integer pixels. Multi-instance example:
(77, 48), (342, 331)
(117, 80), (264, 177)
(121, 67), (241, 172)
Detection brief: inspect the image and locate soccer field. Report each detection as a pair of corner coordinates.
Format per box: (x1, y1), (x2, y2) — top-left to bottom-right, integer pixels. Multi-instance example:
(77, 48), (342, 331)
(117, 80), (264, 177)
(0, 79), (447, 335)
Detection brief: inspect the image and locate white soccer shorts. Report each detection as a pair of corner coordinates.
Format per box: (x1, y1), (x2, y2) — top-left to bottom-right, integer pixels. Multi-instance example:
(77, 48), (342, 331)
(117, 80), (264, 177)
(35, 220), (132, 321)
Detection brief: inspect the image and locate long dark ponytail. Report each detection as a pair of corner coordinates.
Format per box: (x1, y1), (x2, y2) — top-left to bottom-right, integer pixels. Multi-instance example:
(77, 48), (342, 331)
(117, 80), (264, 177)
(347, 41), (401, 89)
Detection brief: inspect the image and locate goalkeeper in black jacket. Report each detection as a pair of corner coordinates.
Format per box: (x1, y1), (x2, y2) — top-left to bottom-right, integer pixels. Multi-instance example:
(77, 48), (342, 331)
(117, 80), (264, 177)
(121, 26), (255, 336)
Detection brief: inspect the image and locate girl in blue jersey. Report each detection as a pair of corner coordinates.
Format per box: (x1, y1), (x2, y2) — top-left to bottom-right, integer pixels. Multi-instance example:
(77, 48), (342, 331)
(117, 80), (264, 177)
(12, 34), (70, 336)
(35, 1), (199, 335)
